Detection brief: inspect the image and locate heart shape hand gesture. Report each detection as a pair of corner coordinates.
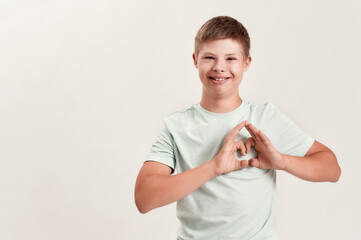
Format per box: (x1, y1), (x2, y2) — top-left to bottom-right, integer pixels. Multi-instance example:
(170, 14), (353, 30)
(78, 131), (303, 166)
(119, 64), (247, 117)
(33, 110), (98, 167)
(211, 121), (286, 176)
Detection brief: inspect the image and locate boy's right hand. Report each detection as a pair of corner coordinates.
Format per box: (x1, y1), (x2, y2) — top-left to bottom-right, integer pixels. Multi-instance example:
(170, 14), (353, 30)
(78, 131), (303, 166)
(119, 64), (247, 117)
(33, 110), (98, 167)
(211, 121), (248, 176)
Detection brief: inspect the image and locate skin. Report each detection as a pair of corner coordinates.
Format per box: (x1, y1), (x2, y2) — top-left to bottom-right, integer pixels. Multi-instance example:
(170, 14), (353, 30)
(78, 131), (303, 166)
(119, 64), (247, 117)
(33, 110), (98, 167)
(243, 121), (341, 183)
(192, 39), (251, 113)
(134, 38), (341, 214)
(192, 38), (341, 181)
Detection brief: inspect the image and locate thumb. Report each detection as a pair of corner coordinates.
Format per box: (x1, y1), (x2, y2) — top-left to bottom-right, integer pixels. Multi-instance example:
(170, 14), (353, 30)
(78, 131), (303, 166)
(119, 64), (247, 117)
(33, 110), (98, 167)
(249, 158), (260, 168)
(236, 159), (249, 170)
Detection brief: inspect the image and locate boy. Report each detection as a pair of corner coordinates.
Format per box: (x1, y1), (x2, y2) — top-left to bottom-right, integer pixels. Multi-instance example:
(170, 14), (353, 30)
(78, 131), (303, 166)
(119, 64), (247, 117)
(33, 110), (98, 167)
(135, 16), (341, 240)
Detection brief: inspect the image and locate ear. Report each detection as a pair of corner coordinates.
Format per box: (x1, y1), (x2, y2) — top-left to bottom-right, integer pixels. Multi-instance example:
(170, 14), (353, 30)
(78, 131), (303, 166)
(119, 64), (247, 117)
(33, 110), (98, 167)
(192, 53), (198, 69)
(243, 56), (252, 72)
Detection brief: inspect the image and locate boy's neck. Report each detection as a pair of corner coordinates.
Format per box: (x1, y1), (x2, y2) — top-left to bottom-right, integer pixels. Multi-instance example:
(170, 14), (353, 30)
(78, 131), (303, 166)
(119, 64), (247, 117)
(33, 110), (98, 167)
(200, 95), (243, 114)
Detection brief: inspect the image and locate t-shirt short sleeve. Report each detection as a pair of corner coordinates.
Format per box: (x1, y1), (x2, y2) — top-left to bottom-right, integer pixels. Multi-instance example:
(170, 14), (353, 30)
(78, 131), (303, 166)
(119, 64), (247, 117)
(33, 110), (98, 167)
(145, 120), (176, 173)
(268, 103), (315, 157)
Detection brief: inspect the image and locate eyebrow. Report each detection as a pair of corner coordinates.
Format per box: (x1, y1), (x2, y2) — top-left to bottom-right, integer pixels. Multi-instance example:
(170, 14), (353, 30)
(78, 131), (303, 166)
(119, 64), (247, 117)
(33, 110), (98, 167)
(202, 52), (240, 56)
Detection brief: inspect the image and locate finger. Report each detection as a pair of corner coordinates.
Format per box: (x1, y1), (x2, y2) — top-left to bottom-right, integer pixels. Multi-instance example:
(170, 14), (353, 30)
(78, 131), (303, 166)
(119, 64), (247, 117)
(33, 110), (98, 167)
(240, 160), (249, 169)
(246, 123), (260, 141)
(246, 123), (261, 142)
(245, 122), (257, 140)
(245, 137), (255, 153)
(226, 121), (247, 142)
(258, 130), (271, 147)
(249, 158), (260, 168)
(235, 139), (246, 155)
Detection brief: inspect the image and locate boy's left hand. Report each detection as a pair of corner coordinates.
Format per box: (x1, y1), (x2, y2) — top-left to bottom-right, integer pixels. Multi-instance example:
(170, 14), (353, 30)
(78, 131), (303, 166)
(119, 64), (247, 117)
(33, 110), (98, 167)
(244, 121), (286, 170)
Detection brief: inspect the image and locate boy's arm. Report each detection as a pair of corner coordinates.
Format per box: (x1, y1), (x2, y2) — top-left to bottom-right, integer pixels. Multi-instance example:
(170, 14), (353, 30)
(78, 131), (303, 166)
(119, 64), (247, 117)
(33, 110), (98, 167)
(244, 122), (341, 182)
(282, 140), (341, 182)
(134, 160), (217, 214)
(135, 121), (249, 214)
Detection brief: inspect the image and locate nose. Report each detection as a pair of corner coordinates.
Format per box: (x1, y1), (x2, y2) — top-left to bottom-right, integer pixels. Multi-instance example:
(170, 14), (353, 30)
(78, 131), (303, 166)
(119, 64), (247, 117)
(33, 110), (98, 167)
(212, 59), (225, 72)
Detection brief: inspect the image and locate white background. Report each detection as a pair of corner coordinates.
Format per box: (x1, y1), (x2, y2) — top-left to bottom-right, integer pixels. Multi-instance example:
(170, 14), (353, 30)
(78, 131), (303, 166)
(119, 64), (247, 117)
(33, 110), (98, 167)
(0, 0), (360, 239)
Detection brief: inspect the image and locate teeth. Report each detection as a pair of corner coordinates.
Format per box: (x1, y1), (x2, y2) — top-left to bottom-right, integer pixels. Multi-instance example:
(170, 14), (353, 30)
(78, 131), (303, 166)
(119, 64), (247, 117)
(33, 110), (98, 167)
(212, 77), (227, 81)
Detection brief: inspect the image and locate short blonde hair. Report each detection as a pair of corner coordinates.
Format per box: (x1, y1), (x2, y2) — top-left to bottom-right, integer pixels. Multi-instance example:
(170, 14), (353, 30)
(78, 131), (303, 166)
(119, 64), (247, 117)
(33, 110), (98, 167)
(194, 16), (251, 60)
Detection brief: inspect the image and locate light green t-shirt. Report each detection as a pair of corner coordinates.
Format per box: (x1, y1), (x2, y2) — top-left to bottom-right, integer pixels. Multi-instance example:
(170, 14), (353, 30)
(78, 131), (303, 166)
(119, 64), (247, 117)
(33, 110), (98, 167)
(145, 99), (314, 240)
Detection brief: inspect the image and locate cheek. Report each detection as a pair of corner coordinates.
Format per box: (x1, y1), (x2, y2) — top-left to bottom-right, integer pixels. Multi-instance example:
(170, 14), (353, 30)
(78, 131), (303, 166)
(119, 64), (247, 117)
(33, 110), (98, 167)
(198, 70), (207, 79)
(230, 66), (244, 75)
(198, 67), (209, 76)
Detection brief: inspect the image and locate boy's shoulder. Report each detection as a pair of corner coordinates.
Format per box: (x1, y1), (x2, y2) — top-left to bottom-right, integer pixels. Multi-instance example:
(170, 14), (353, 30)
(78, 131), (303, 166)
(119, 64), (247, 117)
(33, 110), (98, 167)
(162, 103), (198, 124)
(251, 100), (280, 113)
(249, 100), (281, 121)
(246, 99), (277, 110)
(164, 99), (280, 120)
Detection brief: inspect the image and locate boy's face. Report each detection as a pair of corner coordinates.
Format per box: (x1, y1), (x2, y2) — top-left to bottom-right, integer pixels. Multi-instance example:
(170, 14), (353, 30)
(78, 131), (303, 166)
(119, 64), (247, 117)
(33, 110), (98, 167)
(192, 39), (251, 98)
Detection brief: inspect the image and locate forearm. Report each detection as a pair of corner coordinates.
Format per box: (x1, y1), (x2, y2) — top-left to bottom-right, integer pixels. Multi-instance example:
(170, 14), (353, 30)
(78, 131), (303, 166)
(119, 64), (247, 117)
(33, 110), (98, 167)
(135, 161), (217, 214)
(281, 151), (341, 182)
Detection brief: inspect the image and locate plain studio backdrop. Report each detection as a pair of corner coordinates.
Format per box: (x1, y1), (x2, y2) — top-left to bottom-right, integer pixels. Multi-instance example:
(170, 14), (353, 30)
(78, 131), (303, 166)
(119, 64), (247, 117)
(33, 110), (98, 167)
(0, 0), (360, 239)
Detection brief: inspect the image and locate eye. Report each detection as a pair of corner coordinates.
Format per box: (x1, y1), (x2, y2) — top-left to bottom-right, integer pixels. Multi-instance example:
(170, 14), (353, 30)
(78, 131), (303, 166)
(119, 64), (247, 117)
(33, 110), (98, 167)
(205, 56), (214, 59)
(227, 57), (236, 60)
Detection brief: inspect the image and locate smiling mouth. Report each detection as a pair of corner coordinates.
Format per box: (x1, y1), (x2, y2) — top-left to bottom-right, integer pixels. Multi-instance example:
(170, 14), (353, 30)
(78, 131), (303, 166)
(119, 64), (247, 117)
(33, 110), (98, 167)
(208, 76), (230, 84)
(208, 77), (231, 81)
